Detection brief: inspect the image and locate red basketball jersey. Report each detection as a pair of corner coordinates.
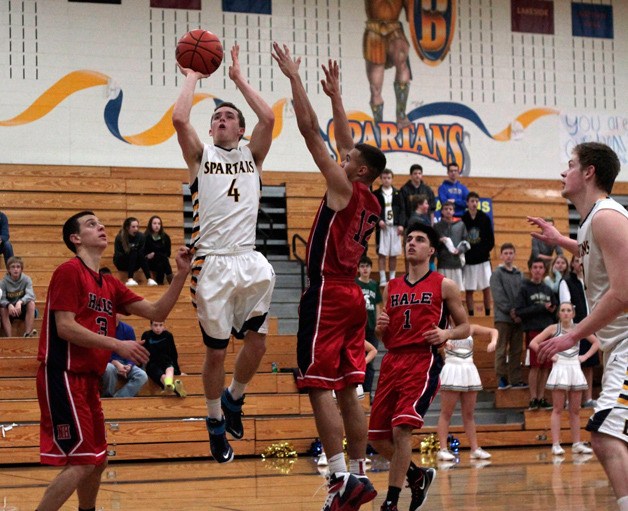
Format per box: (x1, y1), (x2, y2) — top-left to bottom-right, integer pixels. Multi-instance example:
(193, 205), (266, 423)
(382, 271), (449, 350)
(37, 257), (143, 374)
(306, 181), (380, 279)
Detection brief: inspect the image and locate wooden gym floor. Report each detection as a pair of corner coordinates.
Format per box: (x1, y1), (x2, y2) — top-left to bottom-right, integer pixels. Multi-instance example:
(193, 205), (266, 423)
(0, 446), (617, 510)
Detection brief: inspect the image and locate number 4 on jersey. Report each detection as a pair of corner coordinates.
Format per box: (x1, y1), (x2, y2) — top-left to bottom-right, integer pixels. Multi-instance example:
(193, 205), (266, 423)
(228, 179), (240, 202)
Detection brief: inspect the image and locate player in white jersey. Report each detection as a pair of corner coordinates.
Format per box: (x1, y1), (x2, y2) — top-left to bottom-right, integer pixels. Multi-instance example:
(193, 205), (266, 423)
(527, 142), (627, 510)
(173, 44), (276, 463)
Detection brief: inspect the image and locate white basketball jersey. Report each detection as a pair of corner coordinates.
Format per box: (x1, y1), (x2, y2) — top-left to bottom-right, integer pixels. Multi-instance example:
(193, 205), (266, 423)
(578, 197), (628, 352)
(190, 143), (260, 255)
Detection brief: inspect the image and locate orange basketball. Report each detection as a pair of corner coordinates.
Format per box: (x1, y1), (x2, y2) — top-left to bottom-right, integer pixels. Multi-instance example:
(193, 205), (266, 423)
(175, 29), (223, 75)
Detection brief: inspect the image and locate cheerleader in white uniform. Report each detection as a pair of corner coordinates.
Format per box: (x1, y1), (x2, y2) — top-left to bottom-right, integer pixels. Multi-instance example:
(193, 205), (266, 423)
(437, 324), (498, 461)
(529, 302), (599, 456)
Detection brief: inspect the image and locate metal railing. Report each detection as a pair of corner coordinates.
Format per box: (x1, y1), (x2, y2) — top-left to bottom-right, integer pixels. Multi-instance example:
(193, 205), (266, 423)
(256, 208), (274, 257)
(291, 233), (307, 291)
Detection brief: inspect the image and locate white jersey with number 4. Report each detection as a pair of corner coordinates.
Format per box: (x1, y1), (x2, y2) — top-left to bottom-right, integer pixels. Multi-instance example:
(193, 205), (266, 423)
(190, 143), (260, 255)
(578, 197), (628, 352)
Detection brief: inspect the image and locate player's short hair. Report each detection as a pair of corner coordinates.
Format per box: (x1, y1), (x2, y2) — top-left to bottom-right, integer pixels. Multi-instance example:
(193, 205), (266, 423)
(214, 101), (246, 138)
(406, 222), (440, 248)
(467, 191), (480, 201)
(381, 168), (393, 177)
(63, 211), (95, 254)
(355, 143), (386, 183)
(409, 164), (423, 174)
(6, 256), (23, 269)
(441, 201), (454, 210)
(500, 242), (516, 253)
(358, 255), (372, 267)
(573, 142), (620, 194)
(447, 162), (459, 171)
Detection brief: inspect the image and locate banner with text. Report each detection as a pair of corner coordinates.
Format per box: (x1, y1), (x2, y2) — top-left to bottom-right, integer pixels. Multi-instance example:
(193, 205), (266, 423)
(559, 113), (628, 165)
(511, 0), (554, 35)
(572, 3), (613, 39)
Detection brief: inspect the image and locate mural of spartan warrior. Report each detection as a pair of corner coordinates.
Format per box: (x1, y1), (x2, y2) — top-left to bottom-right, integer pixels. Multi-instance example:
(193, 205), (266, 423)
(363, 0), (412, 129)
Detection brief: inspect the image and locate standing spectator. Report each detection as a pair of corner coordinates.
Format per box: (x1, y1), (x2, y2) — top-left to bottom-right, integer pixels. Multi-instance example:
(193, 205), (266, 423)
(0, 256), (37, 337)
(102, 315), (148, 398)
(0, 211), (15, 268)
(462, 191), (495, 316)
(114, 217), (158, 287)
(144, 215), (174, 285)
(355, 255), (383, 396)
(373, 168), (405, 287)
(559, 254), (599, 408)
(529, 217), (563, 269)
(141, 320), (185, 397)
(489, 243), (527, 390)
(35, 210), (190, 511)
(400, 164), (436, 224)
(515, 257), (557, 410)
(273, 46), (382, 508)
(369, 222), (470, 511)
(438, 162), (469, 218)
(544, 254), (569, 296)
(434, 201), (470, 290)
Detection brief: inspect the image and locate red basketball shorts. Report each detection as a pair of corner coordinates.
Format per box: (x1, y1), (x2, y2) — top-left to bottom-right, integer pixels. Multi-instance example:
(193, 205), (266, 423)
(297, 279), (367, 390)
(37, 364), (107, 466)
(368, 347), (443, 441)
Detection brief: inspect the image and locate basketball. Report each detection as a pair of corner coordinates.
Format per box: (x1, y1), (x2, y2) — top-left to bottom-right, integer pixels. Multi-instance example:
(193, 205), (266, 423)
(175, 29), (223, 76)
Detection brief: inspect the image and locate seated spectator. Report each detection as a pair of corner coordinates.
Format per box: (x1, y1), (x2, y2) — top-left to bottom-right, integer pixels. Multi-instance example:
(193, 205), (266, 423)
(407, 194), (432, 226)
(102, 315), (148, 398)
(0, 211), (15, 268)
(0, 256), (37, 337)
(529, 216), (563, 269)
(113, 217), (157, 287)
(144, 215), (173, 285)
(141, 320), (186, 397)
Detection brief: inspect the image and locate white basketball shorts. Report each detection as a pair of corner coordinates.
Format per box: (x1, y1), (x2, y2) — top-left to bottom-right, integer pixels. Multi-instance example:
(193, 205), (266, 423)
(586, 339), (628, 443)
(192, 250), (275, 344)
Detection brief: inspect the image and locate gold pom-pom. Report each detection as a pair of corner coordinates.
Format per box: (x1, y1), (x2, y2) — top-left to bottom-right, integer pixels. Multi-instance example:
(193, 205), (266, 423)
(420, 433), (440, 454)
(342, 437), (348, 451)
(261, 442), (298, 459)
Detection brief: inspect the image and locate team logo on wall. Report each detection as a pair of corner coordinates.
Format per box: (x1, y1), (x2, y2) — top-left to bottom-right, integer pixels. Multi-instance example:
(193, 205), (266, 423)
(408, 0), (456, 66)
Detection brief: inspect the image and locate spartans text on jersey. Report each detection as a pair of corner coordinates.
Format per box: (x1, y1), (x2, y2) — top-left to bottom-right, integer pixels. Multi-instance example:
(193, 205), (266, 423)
(204, 160), (255, 175)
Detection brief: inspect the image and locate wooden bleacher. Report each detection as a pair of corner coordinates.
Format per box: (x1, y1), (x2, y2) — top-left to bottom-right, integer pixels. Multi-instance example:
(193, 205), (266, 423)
(1, 164), (623, 465)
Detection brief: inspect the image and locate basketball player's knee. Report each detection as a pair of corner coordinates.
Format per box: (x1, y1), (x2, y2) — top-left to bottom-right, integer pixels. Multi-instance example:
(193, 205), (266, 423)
(205, 346), (227, 367)
(245, 332), (266, 358)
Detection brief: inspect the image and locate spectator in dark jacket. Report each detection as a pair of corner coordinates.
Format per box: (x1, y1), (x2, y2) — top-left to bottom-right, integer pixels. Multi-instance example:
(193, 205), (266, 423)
(515, 258), (557, 410)
(373, 169), (405, 286)
(144, 215), (173, 285)
(0, 212), (15, 268)
(462, 192), (495, 316)
(400, 164), (436, 225)
(113, 217), (157, 287)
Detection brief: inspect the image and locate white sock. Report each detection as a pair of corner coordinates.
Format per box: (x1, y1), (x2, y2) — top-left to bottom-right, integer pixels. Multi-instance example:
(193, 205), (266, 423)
(349, 458), (366, 476)
(206, 398), (222, 420)
(389, 271), (396, 280)
(328, 452), (347, 475)
(618, 496), (628, 511)
(379, 270), (386, 282)
(228, 379), (247, 401)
